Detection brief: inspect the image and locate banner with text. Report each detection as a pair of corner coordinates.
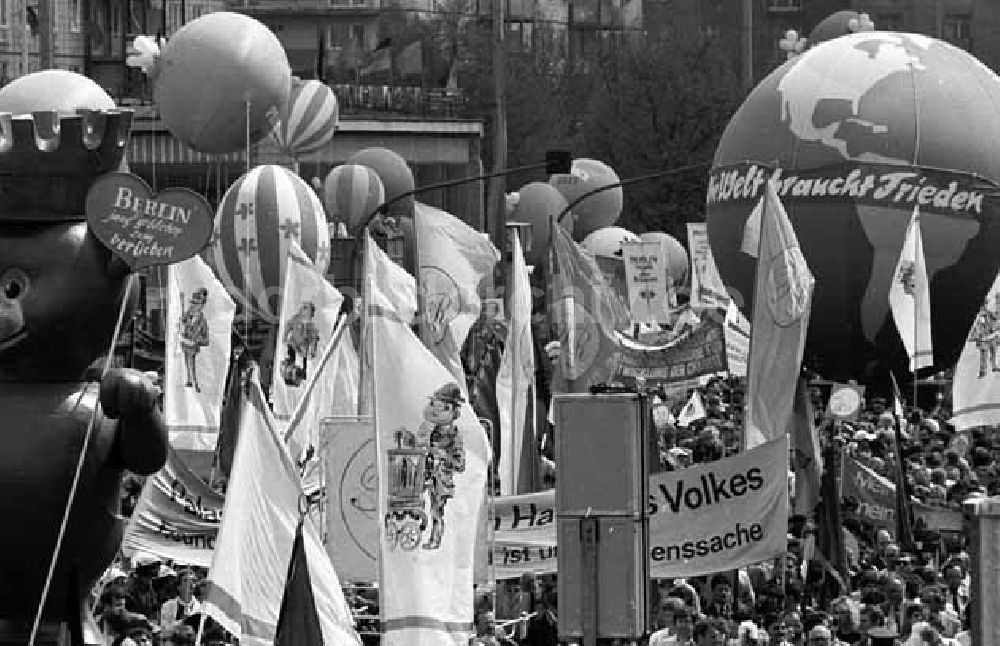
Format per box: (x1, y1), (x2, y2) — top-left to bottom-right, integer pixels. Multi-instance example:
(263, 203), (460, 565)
(622, 241), (671, 325)
(841, 454), (896, 531)
(724, 301), (750, 377)
(615, 317), (727, 384)
(687, 223), (730, 310)
(488, 491), (558, 579)
(123, 446), (225, 567)
(647, 437), (788, 579)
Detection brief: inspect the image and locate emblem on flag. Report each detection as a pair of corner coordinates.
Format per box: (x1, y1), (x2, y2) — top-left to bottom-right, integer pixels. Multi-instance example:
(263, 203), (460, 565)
(897, 260), (917, 296)
(766, 247), (812, 326)
(385, 382), (468, 552)
(970, 295), (1000, 379)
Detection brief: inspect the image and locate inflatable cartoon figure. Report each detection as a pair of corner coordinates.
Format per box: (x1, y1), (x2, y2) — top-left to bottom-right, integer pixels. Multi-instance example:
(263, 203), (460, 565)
(0, 72), (168, 644)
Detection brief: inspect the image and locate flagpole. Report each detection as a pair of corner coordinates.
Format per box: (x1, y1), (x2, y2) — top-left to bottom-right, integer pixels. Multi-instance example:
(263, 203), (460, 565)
(506, 224), (519, 495)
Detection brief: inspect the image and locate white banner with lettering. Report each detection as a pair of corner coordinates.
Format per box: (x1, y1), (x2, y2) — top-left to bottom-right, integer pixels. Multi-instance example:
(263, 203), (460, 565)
(687, 223), (729, 310)
(648, 437), (788, 578)
(622, 241), (671, 325)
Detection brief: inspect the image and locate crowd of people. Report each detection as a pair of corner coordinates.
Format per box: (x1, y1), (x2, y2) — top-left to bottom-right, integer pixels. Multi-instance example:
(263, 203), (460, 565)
(464, 363), (995, 646)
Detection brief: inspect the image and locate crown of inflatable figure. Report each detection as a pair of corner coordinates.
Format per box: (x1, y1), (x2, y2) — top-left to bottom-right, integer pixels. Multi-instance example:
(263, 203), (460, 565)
(0, 109), (132, 223)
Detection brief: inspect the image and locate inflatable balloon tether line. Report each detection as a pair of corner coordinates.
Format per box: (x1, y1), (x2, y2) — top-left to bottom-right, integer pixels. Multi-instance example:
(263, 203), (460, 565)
(29, 272), (137, 646)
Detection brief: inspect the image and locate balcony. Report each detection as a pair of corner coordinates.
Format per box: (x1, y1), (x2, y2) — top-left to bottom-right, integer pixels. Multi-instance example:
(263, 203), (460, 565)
(232, 0), (380, 14)
(106, 83), (471, 122)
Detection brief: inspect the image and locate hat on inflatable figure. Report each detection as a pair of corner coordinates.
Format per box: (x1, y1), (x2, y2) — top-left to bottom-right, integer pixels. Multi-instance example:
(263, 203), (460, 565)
(639, 231), (688, 285)
(126, 12), (291, 154)
(550, 158), (623, 241)
(707, 31), (1000, 381)
(0, 71), (167, 641)
(581, 226), (640, 258)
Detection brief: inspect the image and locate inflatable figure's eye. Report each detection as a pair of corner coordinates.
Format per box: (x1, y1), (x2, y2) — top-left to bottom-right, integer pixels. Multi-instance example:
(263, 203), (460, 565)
(1, 269), (29, 300)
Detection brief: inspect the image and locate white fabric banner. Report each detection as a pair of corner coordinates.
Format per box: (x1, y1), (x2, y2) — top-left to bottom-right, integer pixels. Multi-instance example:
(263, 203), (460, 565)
(622, 240), (671, 325)
(724, 300), (750, 377)
(165, 255), (236, 452)
(371, 233), (491, 645)
(488, 491), (558, 580)
(648, 437), (788, 579)
(951, 268), (1000, 430)
(414, 201), (499, 387)
(687, 223), (729, 310)
(271, 242), (344, 425)
(496, 233), (535, 496)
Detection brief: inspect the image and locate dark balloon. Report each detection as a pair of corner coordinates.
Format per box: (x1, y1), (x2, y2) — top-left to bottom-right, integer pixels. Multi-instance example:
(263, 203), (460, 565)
(707, 32), (1000, 381)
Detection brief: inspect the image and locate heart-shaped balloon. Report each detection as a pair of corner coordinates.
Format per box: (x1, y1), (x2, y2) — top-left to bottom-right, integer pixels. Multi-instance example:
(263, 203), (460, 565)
(85, 171), (213, 270)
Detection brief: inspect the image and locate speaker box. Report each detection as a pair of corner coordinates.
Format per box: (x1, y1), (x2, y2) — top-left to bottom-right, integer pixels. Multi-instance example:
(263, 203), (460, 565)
(554, 393), (652, 640)
(963, 498), (1000, 645)
(553, 393), (652, 517)
(557, 516), (650, 639)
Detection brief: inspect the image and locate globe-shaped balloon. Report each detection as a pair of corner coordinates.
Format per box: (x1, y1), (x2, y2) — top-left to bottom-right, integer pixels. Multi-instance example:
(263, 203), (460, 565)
(639, 231), (688, 285)
(323, 163), (385, 232)
(274, 77), (339, 156)
(208, 164), (330, 323)
(550, 158), (623, 241)
(707, 32), (1000, 380)
(581, 226), (639, 259)
(0, 70), (116, 115)
(151, 12), (290, 154)
(510, 182), (570, 266)
(346, 147), (414, 218)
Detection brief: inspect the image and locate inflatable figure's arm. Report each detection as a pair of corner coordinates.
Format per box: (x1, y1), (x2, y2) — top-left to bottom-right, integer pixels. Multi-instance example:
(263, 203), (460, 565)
(100, 368), (168, 475)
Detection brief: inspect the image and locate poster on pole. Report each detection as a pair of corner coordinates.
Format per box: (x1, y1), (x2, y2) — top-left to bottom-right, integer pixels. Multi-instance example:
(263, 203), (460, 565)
(687, 223), (729, 310)
(622, 240), (671, 325)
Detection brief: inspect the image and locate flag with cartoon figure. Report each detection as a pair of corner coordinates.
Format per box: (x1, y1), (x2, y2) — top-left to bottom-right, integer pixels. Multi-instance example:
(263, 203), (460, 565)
(165, 255), (236, 455)
(951, 268), (1000, 430)
(369, 232), (490, 646)
(271, 242), (344, 426)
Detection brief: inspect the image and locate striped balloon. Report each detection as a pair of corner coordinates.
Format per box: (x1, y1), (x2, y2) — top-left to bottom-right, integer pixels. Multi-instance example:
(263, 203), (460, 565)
(323, 163), (385, 231)
(273, 77), (339, 156)
(208, 164), (330, 323)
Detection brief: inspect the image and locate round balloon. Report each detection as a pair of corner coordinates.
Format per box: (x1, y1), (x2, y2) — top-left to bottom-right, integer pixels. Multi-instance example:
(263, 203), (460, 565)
(209, 165), (330, 322)
(707, 32), (1000, 380)
(510, 182), (569, 265)
(345, 147), (414, 218)
(581, 226), (639, 259)
(154, 12), (290, 154)
(323, 163), (385, 231)
(274, 76), (339, 156)
(0, 70), (116, 115)
(639, 231), (688, 285)
(550, 158), (623, 241)
(808, 11), (872, 47)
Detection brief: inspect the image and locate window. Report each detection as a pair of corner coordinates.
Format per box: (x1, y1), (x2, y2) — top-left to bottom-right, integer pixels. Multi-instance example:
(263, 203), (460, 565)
(0, 0), (9, 28)
(767, 0), (801, 12)
(876, 12), (904, 32)
(699, 24), (720, 39)
(351, 23), (365, 46)
(943, 14), (972, 49)
(505, 19), (532, 51)
(69, 0), (80, 32)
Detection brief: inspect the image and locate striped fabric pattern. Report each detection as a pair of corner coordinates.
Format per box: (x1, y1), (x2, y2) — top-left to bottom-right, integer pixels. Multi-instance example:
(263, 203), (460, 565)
(274, 78), (339, 156)
(208, 164), (331, 323)
(322, 163), (385, 230)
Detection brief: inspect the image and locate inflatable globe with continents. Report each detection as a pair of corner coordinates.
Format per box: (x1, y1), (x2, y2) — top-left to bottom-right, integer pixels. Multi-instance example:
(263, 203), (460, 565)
(707, 31), (1000, 380)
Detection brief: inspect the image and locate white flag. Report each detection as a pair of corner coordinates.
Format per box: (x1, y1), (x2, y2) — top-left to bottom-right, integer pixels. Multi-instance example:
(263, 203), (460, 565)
(951, 269), (1000, 430)
(724, 300), (751, 378)
(414, 201), (499, 386)
(165, 256), (236, 453)
(370, 230), (490, 646)
(745, 182), (814, 451)
(201, 369), (360, 646)
(496, 233), (535, 496)
(740, 196), (764, 258)
(889, 206), (933, 372)
(359, 236), (418, 417)
(677, 390), (707, 427)
(271, 242), (344, 426)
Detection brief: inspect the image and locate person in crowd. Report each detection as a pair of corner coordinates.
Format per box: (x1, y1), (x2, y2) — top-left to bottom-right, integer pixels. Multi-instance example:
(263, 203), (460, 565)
(692, 617), (728, 646)
(158, 568), (200, 632)
(522, 587), (558, 646)
(649, 597), (686, 645)
(126, 553), (163, 622)
(469, 610), (517, 646)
